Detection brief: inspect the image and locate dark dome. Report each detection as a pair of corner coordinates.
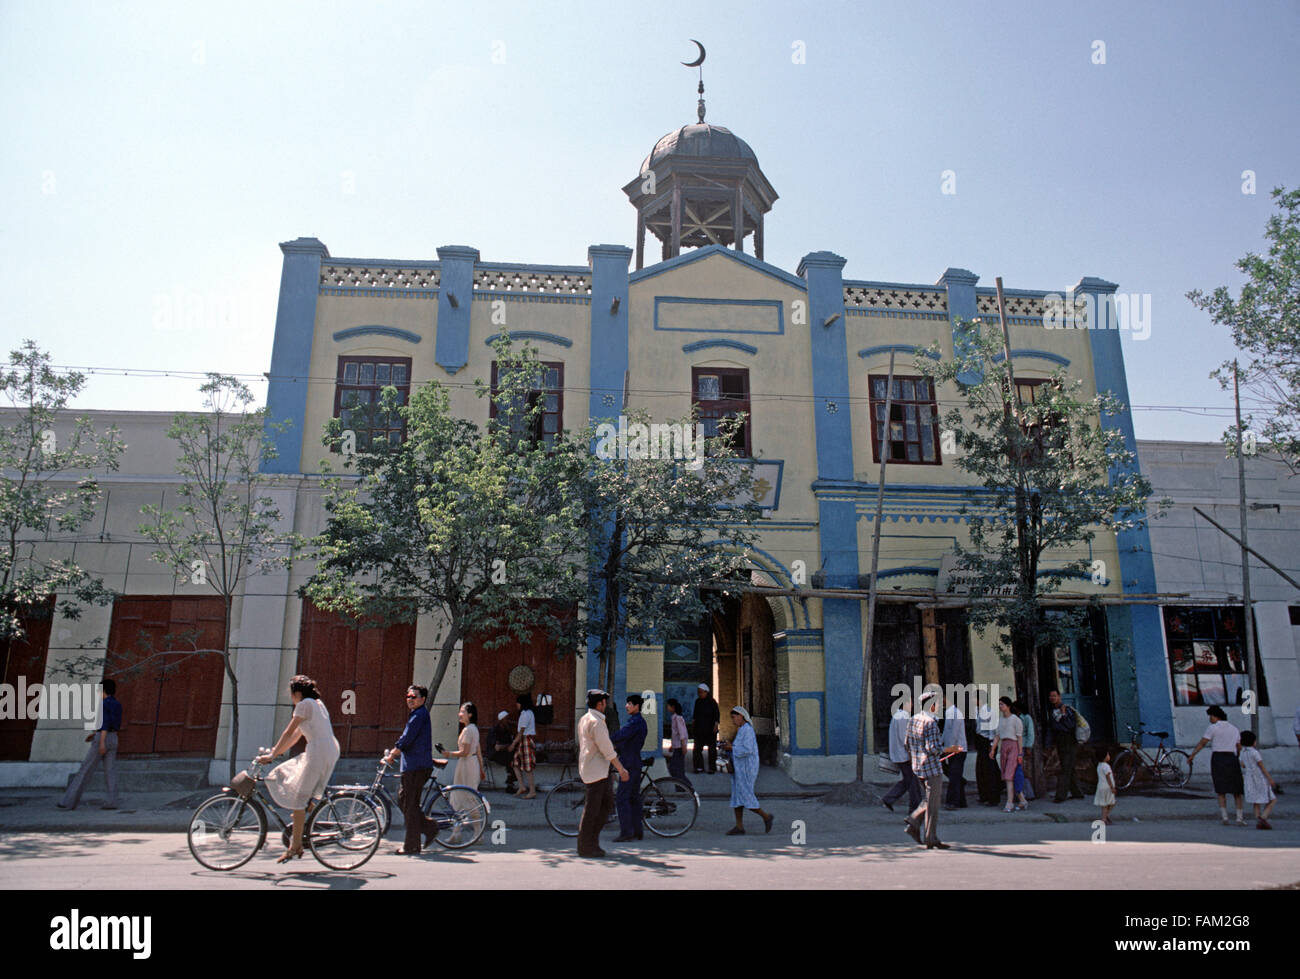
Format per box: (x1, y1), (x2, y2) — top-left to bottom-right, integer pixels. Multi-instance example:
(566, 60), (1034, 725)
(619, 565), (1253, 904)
(640, 123), (758, 173)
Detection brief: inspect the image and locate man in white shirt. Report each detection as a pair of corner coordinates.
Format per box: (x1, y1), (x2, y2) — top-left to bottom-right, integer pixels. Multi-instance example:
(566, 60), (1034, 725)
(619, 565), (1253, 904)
(881, 698), (922, 812)
(942, 698), (968, 810)
(576, 689), (630, 858)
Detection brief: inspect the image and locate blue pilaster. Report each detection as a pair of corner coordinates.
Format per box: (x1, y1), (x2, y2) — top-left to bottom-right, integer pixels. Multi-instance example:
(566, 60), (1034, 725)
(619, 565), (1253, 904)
(1075, 276), (1172, 745)
(434, 246), (479, 374)
(263, 237), (328, 475)
(799, 250), (863, 755)
(586, 245), (634, 700)
(939, 267), (981, 385)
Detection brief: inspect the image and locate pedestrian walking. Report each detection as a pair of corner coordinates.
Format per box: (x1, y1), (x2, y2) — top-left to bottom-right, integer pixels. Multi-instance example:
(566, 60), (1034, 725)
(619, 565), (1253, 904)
(259, 675), (342, 863)
(904, 691), (959, 849)
(58, 678), (123, 811)
(443, 701), (485, 790)
(1188, 705), (1245, 825)
(383, 684), (437, 856)
(941, 695), (967, 810)
(1094, 748), (1116, 825)
(509, 693), (538, 799)
(576, 689), (630, 858)
(725, 706), (773, 835)
(665, 698), (693, 789)
(1014, 699), (1036, 801)
(973, 694), (1001, 806)
(1047, 690), (1084, 802)
(881, 697), (922, 813)
(612, 694), (648, 842)
(1239, 730), (1276, 830)
(993, 696), (1028, 813)
(692, 684), (720, 774)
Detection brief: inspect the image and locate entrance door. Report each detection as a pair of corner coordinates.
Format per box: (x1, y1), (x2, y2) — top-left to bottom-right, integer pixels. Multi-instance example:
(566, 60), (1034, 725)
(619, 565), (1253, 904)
(296, 600), (416, 756)
(0, 597), (55, 760)
(105, 596), (226, 756)
(1040, 608), (1113, 742)
(461, 622), (575, 745)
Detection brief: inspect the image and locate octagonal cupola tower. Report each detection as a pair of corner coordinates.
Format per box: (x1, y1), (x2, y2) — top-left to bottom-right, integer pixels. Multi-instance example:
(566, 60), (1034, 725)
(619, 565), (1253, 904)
(623, 46), (778, 270)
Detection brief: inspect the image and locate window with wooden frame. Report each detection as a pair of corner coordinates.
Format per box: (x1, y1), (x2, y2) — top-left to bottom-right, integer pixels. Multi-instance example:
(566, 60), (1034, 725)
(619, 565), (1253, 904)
(334, 357), (412, 450)
(692, 367), (751, 456)
(490, 361), (563, 448)
(1008, 377), (1065, 465)
(868, 375), (941, 464)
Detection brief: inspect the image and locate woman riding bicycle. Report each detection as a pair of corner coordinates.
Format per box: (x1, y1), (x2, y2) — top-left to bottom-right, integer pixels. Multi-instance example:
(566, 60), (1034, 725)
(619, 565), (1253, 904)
(257, 675), (340, 864)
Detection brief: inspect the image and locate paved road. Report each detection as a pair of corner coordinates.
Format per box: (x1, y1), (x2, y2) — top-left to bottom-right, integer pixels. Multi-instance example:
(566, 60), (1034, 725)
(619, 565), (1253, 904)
(2, 811), (1296, 889)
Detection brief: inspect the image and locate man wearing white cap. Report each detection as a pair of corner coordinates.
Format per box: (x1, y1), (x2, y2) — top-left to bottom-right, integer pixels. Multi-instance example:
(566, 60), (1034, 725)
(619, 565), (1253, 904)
(693, 683), (720, 774)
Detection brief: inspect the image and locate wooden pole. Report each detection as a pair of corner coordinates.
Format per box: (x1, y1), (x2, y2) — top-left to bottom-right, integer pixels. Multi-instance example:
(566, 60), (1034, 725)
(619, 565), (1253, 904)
(856, 348), (895, 781)
(920, 605), (941, 686)
(1234, 361), (1260, 737)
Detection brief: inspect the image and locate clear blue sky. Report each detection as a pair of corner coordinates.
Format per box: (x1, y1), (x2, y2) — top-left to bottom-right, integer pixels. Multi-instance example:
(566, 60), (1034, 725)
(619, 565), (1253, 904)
(2, 0), (1297, 441)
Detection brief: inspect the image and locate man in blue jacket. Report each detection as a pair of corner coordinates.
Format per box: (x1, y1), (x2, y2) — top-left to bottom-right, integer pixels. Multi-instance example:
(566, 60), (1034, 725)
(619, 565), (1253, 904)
(611, 694), (647, 842)
(384, 685), (436, 855)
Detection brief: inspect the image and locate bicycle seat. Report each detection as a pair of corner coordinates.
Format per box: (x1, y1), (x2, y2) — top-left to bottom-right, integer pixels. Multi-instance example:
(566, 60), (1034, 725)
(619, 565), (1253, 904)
(1149, 731), (1169, 739)
(641, 756), (657, 768)
(433, 758), (449, 768)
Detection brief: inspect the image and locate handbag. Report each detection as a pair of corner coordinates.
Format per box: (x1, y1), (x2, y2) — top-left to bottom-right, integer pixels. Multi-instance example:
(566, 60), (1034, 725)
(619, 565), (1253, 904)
(534, 693), (554, 726)
(228, 770), (257, 800)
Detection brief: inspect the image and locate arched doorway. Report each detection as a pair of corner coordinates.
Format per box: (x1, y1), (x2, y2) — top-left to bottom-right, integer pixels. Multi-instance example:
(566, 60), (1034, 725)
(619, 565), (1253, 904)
(712, 592), (779, 765)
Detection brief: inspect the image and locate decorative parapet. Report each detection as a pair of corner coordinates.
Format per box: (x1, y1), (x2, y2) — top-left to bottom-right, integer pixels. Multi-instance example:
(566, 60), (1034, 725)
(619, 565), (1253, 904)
(472, 265), (592, 296)
(972, 289), (1086, 325)
(842, 282), (948, 319)
(320, 262), (441, 297)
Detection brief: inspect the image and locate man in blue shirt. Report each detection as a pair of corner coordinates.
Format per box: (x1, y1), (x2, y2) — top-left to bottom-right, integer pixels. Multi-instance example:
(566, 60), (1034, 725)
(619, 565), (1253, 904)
(611, 694), (647, 842)
(384, 685), (436, 855)
(58, 678), (122, 810)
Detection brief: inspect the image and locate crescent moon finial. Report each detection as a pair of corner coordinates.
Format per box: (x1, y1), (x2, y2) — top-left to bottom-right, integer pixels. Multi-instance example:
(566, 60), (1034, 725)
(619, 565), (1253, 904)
(681, 39), (705, 68)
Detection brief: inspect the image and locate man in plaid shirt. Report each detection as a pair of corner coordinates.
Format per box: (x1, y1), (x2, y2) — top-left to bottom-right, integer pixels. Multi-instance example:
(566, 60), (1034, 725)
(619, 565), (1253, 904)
(904, 689), (956, 849)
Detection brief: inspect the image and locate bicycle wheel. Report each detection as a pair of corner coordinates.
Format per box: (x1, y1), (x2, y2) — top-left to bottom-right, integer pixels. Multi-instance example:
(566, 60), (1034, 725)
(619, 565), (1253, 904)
(425, 785), (489, 849)
(306, 794), (383, 870)
(333, 789), (390, 836)
(642, 778), (698, 838)
(1160, 749), (1192, 788)
(188, 794), (266, 871)
(1112, 750), (1139, 791)
(544, 779), (586, 837)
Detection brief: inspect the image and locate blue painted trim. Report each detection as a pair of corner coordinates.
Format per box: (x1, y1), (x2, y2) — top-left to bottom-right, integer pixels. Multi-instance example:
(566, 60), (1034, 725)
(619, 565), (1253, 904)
(263, 238), (328, 475)
(682, 338), (759, 356)
(332, 325), (422, 344)
(434, 246), (479, 374)
(326, 256), (441, 269)
(858, 344), (942, 361)
(1079, 277), (1171, 741)
(787, 691), (827, 755)
(940, 267), (982, 386)
(631, 243), (808, 292)
(472, 292), (590, 305)
(993, 348), (1070, 368)
(475, 260), (590, 275)
(844, 309), (950, 321)
(844, 278), (948, 293)
(653, 296), (784, 335)
(482, 330), (573, 349)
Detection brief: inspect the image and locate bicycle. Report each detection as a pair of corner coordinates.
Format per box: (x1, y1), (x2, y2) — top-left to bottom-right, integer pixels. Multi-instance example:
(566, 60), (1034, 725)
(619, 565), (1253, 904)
(1112, 722), (1192, 791)
(544, 756), (699, 838)
(330, 754), (490, 849)
(187, 750), (383, 871)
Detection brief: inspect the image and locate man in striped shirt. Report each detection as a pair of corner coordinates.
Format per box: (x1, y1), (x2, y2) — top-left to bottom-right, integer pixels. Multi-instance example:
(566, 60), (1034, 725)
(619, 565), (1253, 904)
(904, 690), (959, 850)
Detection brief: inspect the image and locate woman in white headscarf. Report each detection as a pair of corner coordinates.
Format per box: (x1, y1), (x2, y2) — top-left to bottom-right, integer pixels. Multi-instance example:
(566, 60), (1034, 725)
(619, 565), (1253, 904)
(726, 706), (773, 835)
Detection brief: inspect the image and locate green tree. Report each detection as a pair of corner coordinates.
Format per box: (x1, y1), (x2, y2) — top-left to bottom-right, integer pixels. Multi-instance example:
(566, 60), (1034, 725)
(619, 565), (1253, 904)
(0, 341), (122, 641)
(302, 339), (588, 706)
(584, 408), (764, 702)
(920, 323), (1161, 786)
(1189, 186), (1300, 468)
(137, 375), (289, 781)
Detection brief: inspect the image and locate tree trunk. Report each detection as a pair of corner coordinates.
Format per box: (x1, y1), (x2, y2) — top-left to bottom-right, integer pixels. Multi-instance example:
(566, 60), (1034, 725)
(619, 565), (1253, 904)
(224, 596), (238, 783)
(425, 625), (461, 706)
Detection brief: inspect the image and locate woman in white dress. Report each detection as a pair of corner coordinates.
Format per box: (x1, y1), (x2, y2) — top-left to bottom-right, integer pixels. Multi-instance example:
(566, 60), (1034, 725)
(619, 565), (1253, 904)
(443, 701), (485, 789)
(257, 675), (341, 863)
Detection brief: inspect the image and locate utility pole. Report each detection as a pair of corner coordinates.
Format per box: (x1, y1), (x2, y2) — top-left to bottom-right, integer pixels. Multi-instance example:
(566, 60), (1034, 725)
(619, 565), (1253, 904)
(1233, 361), (1260, 738)
(856, 348), (895, 781)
